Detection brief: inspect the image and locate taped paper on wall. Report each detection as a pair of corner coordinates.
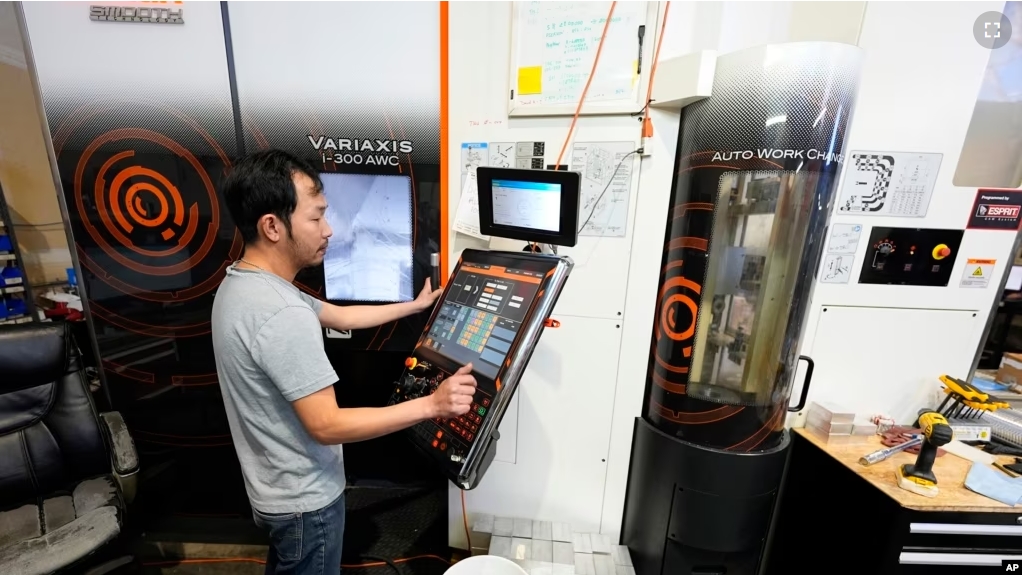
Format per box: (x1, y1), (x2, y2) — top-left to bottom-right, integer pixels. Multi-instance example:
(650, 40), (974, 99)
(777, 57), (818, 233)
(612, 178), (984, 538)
(489, 143), (516, 168)
(836, 152), (942, 217)
(453, 172), (489, 241)
(960, 258), (995, 289)
(827, 223), (863, 255)
(461, 142), (489, 175)
(570, 141), (636, 237)
(820, 254), (853, 284)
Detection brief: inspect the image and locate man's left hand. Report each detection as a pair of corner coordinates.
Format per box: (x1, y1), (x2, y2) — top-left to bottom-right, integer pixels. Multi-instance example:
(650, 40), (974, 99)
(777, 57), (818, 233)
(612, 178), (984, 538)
(413, 279), (442, 312)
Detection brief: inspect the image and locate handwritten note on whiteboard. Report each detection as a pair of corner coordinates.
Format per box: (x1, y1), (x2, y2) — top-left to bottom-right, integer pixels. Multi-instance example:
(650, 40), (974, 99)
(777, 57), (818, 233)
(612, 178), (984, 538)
(514, 1), (646, 107)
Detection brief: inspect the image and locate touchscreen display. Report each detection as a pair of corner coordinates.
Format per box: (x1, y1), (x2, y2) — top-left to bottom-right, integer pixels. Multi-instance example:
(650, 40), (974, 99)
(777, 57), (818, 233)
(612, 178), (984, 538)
(422, 262), (543, 379)
(491, 179), (562, 232)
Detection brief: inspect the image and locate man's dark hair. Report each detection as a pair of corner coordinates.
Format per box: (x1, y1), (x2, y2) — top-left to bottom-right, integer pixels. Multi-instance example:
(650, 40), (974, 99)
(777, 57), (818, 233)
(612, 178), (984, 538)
(222, 149), (323, 244)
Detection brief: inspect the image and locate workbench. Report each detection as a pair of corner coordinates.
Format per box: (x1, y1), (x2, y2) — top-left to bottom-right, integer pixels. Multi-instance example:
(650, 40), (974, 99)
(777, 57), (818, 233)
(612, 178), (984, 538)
(765, 428), (1022, 574)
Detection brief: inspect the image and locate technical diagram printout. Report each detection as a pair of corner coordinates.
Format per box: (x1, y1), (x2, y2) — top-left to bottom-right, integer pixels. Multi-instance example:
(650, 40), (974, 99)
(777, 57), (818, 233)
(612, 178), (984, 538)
(461, 142), (489, 176)
(820, 254), (852, 284)
(827, 223), (863, 255)
(453, 172), (490, 241)
(488, 143), (516, 168)
(836, 152), (943, 217)
(570, 141), (635, 237)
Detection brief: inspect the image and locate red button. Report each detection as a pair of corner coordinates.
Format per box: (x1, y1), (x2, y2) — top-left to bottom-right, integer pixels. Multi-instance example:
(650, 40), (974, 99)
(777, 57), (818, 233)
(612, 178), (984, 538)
(467, 433), (474, 441)
(432, 439), (439, 448)
(405, 357), (418, 369)
(440, 442), (447, 450)
(436, 431), (443, 439)
(482, 399), (490, 407)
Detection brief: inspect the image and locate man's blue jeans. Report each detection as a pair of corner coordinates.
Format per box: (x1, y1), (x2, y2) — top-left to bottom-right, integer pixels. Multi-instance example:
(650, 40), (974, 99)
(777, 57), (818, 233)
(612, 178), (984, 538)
(252, 491), (346, 574)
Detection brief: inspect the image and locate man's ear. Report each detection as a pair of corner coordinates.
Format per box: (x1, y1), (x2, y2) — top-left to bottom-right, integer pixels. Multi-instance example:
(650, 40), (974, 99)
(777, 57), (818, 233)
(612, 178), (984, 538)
(258, 214), (282, 243)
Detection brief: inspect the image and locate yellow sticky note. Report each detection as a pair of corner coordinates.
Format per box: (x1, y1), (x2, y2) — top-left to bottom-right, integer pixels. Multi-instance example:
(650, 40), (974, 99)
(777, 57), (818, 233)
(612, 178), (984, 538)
(517, 66), (542, 95)
(632, 60), (639, 86)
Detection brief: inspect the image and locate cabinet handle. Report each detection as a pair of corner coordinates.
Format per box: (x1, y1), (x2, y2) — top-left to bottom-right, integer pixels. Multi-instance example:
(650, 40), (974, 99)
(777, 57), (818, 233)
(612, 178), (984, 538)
(910, 523), (1022, 536)
(900, 552), (1022, 566)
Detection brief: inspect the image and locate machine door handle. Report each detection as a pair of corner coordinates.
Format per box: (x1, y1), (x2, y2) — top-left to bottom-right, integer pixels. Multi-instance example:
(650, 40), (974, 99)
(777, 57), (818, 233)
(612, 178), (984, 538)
(788, 355), (815, 413)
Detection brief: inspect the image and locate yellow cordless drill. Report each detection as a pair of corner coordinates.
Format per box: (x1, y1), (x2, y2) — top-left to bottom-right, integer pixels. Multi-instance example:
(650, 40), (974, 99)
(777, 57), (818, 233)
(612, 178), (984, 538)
(896, 409), (954, 498)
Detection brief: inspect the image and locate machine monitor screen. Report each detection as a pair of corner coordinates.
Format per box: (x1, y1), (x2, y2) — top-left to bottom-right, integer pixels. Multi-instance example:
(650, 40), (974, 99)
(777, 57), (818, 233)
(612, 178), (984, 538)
(1008, 265), (1022, 291)
(492, 179), (561, 232)
(421, 262), (543, 380)
(320, 173), (414, 303)
(388, 249), (573, 489)
(477, 167), (580, 247)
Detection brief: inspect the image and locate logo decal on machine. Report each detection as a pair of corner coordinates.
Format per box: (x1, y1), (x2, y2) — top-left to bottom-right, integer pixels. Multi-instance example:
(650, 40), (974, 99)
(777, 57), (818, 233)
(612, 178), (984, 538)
(968, 190), (1022, 231)
(308, 136), (414, 167)
(977, 204), (1020, 218)
(90, 5), (184, 24)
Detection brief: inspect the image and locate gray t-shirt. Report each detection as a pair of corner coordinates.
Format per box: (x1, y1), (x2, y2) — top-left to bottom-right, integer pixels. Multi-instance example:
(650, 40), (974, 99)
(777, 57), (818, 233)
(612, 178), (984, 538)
(211, 263), (344, 514)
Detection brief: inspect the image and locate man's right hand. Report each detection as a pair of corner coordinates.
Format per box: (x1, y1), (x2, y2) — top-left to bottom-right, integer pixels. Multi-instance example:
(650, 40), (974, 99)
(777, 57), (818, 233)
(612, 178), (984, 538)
(429, 363), (477, 418)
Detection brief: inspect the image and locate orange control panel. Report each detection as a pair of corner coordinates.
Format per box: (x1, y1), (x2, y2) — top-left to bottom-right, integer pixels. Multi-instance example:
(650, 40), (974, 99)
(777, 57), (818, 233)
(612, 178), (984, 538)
(386, 249), (573, 489)
(389, 359), (495, 466)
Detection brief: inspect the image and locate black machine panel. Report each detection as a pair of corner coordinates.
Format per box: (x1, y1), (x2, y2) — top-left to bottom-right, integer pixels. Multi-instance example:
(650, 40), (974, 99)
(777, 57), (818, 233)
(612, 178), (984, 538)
(858, 227), (965, 287)
(388, 249), (572, 489)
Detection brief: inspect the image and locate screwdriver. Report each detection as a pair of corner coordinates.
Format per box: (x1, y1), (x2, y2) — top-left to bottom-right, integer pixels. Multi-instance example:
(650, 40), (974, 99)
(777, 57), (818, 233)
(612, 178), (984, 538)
(859, 436), (923, 466)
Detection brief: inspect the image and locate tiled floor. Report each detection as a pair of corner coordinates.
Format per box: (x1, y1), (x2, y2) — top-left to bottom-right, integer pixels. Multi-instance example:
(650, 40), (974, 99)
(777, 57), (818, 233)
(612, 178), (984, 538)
(473, 515), (635, 575)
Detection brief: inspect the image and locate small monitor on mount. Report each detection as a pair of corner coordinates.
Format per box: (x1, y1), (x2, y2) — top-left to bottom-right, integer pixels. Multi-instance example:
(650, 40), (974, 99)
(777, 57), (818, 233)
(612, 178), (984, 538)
(477, 167), (580, 247)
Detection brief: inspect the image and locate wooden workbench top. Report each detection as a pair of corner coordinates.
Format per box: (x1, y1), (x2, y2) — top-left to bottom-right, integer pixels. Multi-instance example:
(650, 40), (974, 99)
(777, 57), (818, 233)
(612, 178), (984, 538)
(795, 427), (1020, 513)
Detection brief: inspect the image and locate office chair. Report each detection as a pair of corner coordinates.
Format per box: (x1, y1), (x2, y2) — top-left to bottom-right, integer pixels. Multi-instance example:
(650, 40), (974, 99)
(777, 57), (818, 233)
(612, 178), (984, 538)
(0, 322), (138, 574)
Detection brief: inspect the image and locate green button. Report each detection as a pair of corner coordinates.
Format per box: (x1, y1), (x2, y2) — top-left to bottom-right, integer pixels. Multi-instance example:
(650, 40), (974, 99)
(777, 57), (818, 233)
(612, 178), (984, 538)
(477, 407), (486, 416)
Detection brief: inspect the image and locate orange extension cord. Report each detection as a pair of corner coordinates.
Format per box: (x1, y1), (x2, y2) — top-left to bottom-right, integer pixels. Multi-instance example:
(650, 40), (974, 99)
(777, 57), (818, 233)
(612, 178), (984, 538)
(553, 1), (618, 168)
(641, 2), (670, 138)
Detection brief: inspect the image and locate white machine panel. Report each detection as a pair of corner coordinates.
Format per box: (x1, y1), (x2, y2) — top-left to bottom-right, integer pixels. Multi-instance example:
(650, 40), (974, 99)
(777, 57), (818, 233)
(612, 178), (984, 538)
(450, 316), (621, 546)
(805, 305), (983, 424)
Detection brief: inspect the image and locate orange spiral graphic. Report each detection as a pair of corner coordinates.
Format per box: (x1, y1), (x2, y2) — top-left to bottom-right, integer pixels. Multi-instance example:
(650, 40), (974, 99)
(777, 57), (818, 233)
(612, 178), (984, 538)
(76, 129), (218, 276)
(654, 270), (702, 375)
(49, 101), (244, 342)
(97, 154), (196, 258)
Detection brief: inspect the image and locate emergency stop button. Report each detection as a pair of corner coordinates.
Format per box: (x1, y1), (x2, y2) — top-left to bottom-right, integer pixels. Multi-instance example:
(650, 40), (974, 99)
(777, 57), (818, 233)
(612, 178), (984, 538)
(932, 244), (952, 260)
(405, 357), (418, 370)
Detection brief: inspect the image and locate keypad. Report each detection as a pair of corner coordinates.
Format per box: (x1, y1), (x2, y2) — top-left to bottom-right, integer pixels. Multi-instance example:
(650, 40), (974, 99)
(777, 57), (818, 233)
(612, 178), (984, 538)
(434, 396), (490, 444)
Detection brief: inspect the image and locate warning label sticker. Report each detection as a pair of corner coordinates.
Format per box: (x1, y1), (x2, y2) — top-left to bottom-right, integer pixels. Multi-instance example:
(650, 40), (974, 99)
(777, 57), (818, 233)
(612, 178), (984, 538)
(960, 258), (996, 288)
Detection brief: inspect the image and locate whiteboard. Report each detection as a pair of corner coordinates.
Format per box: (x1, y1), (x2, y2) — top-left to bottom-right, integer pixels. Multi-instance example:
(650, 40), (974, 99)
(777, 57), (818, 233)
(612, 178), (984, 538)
(508, 1), (661, 117)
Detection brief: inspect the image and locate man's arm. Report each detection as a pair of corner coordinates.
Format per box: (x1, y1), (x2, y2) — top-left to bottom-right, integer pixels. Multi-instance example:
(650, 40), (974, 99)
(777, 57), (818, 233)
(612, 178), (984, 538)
(292, 388), (434, 444)
(254, 304), (476, 445)
(318, 300), (420, 331)
(292, 363), (477, 445)
(317, 279), (442, 331)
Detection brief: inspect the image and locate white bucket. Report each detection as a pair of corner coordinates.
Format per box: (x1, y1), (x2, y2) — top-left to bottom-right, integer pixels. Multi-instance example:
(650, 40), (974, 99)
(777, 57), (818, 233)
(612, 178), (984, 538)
(445, 555), (529, 575)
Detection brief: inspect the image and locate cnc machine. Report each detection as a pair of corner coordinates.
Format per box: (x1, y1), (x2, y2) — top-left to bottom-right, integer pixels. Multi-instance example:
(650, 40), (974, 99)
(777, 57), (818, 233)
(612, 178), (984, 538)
(621, 42), (864, 574)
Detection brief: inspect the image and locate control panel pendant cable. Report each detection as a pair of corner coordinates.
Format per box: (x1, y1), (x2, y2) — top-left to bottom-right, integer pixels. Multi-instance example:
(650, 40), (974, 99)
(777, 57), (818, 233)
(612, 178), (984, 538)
(553, 1), (618, 169)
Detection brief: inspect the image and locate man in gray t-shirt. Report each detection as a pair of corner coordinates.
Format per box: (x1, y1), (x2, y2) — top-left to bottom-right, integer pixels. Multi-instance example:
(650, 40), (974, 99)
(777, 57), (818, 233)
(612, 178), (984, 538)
(212, 150), (477, 574)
